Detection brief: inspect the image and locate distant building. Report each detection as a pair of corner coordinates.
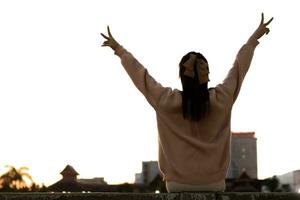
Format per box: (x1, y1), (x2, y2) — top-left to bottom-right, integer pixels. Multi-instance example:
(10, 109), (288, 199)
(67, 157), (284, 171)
(48, 165), (86, 192)
(48, 165), (117, 192)
(135, 161), (159, 185)
(277, 170), (300, 193)
(78, 177), (107, 185)
(60, 165), (79, 182)
(135, 173), (143, 184)
(227, 172), (260, 192)
(48, 164), (162, 193)
(227, 132), (257, 179)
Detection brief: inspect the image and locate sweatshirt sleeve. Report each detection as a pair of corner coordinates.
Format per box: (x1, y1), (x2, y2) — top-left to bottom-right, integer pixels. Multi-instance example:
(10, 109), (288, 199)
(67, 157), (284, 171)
(216, 38), (259, 104)
(114, 45), (170, 109)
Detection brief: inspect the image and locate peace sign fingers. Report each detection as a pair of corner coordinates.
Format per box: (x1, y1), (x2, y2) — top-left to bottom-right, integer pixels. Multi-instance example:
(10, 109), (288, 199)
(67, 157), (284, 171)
(264, 16), (274, 26)
(101, 26), (120, 51)
(101, 33), (109, 40)
(261, 13), (274, 26)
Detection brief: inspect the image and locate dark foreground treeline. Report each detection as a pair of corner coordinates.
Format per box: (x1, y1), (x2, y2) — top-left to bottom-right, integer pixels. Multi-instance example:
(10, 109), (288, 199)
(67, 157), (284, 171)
(0, 165), (292, 193)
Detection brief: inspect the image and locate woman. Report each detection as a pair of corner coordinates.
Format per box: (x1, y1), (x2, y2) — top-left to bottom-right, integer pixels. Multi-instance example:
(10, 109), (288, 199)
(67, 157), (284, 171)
(101, 13), (273, 192)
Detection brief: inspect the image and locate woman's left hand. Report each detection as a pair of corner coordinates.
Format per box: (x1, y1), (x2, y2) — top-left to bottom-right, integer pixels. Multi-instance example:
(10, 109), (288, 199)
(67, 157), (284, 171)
(101, 26), (120, 51)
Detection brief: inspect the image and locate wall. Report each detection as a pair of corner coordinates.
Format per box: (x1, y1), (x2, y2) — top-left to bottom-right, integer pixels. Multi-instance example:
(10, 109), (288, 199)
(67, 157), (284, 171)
(1, 192), (300, 200)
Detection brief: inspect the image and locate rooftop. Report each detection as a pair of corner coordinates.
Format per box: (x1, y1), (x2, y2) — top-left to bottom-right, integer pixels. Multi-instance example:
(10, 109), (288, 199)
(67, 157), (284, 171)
(60, 165), (79, 176)
(232, 132), (256, 138)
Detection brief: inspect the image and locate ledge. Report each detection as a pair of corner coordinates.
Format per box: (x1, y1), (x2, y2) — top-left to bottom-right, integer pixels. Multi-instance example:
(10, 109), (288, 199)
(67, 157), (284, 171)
(0, 192), (300, 200)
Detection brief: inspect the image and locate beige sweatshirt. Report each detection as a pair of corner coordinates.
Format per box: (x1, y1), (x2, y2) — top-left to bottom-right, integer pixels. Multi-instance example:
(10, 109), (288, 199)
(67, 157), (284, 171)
(114, 37), (259, 185)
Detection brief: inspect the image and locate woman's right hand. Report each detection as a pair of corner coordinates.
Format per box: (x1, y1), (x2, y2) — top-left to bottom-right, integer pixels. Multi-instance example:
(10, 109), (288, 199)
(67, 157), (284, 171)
(251, 13), (274, 40)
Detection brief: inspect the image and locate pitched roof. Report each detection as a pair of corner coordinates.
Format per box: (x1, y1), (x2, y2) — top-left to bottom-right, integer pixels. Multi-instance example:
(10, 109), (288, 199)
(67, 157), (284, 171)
(60, 165), (79, 176)
(48, 180), (85, 192)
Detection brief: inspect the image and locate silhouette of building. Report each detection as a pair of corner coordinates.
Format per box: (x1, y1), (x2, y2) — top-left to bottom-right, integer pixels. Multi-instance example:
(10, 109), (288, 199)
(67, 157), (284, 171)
(47, 165), (158, 193)
(135, 161), (159, 185)
(60, 165), (79, 182)
(134, 161), (166, 192)
(227, 132), (257, 179)
(228, 172), (260, 192)
(48, 165), (118, 192)
(277, 170), (300, 193)
(48, 165), (85, 192)
(78, 177), (107, 185)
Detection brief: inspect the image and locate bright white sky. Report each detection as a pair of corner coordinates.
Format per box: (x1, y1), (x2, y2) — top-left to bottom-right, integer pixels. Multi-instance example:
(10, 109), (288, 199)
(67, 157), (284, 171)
(1, 0), (300, 186)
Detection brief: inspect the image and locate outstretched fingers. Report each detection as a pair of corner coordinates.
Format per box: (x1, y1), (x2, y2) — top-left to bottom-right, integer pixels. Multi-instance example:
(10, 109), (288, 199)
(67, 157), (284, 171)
(264, 17), (274, 26)
(101, 33), (109, 40)
(101, 26), (119, 50)
(101, 26), (115, 44)
(261, 12), (273, 27)
(260, 13), (264, 25)
(107, 26), (113, 38)
(101, 26), (113, 40)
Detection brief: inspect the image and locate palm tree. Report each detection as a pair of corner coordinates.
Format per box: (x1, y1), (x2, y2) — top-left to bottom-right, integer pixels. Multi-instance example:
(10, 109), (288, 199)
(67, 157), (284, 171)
(0, 165), (33, 191)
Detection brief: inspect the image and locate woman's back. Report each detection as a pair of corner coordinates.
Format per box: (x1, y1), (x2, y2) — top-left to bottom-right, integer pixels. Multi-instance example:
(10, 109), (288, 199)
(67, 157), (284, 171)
(155, 86), (233, 185)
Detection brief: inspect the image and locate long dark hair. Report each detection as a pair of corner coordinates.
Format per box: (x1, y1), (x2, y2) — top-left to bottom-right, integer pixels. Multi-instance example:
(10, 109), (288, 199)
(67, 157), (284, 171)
(179, 52), (210, 121)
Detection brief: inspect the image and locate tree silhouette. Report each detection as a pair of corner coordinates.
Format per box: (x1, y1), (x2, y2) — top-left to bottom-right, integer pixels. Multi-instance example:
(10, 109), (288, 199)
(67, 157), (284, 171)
(262, 175), (280, 192)
(0, 165), (33, 192)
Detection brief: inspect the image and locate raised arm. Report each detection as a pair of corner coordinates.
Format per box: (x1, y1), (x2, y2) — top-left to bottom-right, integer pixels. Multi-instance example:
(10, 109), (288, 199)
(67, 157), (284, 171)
(218, 13), (273, 103)
(101, 26), (170, 109)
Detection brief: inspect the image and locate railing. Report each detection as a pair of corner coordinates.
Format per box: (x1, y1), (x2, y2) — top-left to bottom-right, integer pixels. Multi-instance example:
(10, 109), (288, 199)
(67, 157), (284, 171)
(1, 192), (300, 200)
